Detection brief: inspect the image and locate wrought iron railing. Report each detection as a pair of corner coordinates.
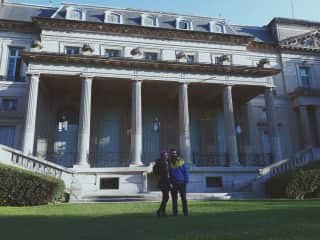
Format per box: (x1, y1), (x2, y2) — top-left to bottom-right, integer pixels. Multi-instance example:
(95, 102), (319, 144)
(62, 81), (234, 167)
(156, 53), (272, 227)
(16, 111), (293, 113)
(0, 75), (26, 82)
(192, 152), (228, 167)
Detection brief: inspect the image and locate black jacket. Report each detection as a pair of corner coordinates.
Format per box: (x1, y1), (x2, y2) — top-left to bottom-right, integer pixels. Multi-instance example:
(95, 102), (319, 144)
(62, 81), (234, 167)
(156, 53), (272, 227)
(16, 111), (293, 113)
(154, 158), (170, 191)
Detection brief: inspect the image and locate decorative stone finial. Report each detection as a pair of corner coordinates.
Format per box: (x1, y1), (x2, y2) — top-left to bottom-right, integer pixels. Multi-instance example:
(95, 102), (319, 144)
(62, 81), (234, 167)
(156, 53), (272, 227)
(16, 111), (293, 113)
(130, 47), (142, 56)
(257, 58), (271, 68)
(82, 44), (94, 55)
(30, 40), (43, 52)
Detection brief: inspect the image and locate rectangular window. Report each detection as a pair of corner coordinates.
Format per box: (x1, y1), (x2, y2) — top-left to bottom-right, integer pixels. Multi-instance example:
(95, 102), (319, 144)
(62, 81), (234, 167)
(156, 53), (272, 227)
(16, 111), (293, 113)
(186, 55), (195, 64)
(143, 52), (158, 61)
(100, 178), (119, 190)
(7, 47), (23, 81)
(299, 67), (311, 88)
(65, 47), (80, 55)
(105, 49), (121, 58)
(206, 177), (223, 188)
(0, 126), (15, 148)
(107, 14), (120, 24)
(0, 99), (17, 112)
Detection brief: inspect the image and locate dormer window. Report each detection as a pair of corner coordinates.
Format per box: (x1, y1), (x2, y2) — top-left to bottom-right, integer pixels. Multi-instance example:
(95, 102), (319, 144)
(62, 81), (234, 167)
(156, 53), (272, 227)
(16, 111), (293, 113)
(176, 18), (193, 30)
(210, 22), (225, 33)
(142, 14), (158, 27)
(105, 11), (122, 24)
(66, 7), (86, 21)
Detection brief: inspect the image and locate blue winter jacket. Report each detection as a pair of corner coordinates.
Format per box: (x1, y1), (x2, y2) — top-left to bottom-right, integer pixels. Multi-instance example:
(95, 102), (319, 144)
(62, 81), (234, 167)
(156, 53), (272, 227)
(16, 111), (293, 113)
(169, 158), (189, 185)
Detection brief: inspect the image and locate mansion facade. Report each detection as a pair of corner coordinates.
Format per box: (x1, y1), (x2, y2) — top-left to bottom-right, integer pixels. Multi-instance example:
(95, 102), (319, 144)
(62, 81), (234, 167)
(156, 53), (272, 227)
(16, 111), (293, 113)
(0, 1), (319, 197)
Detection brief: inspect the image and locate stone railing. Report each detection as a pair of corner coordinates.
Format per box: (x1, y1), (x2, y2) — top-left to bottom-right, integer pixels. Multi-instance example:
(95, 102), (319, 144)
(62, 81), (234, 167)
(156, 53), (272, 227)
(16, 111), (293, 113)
(252, 147), (320, 194)
(0, 144), (74, 191)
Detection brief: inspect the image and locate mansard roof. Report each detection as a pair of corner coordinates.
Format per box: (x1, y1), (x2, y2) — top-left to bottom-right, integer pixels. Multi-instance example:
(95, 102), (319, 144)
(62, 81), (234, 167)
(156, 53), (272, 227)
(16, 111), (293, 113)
(0, 2), (275, 43)
(0, 3), (56, 22)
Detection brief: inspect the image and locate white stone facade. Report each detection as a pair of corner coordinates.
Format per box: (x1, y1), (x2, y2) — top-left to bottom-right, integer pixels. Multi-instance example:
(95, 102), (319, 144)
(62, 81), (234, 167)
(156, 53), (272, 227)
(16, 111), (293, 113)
(0, 2), (319, 196)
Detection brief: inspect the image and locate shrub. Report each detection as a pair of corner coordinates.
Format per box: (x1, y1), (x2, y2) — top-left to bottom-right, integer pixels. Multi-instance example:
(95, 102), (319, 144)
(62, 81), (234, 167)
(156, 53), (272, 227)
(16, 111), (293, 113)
(266, 162), (320, 199)
(0, 163), (65, 206)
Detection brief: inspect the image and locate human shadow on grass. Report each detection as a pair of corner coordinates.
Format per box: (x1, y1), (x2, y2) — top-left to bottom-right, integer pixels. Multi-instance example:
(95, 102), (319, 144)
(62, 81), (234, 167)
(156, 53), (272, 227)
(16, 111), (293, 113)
(0, 207), (319, 240)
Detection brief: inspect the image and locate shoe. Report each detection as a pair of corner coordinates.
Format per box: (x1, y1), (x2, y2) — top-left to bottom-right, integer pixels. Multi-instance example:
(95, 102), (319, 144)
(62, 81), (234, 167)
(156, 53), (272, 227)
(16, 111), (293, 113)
(156, 210), (161, 217)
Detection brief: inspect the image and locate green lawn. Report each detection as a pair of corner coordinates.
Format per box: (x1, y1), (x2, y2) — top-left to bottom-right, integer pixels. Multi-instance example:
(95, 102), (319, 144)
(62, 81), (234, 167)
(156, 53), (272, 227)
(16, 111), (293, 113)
(0, 200), (319, 240)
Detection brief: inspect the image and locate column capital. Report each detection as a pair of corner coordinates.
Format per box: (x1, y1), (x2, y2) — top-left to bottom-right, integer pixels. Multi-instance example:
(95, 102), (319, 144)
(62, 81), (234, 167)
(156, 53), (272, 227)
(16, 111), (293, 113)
(79, 74), (94, 80)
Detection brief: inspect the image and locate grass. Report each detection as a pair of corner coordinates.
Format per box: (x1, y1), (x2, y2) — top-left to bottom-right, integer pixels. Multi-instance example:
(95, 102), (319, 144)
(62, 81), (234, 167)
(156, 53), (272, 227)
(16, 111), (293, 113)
(0, 200), (320, 240)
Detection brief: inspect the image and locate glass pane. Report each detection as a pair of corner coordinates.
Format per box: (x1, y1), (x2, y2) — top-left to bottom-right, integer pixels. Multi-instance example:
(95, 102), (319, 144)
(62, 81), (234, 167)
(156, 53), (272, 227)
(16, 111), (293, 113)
(105, 49), (121, 57)
(187, 55), (195, 64)
(144, 52), (158, 61)
(0, 127), (15, 147)
(1, 99), (17, 111)
(179, 21), (189, 29)
(299, 67), (310, 88)
(70, 10), (81, 20)
(108, 14), (120, 23)
(145, 16), (156, 26)
(66, 47), (80, 55)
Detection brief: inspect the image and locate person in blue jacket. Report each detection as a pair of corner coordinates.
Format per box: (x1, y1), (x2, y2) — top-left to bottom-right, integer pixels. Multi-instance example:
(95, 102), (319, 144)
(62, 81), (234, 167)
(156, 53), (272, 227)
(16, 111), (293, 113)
(169, 149), (189, 216)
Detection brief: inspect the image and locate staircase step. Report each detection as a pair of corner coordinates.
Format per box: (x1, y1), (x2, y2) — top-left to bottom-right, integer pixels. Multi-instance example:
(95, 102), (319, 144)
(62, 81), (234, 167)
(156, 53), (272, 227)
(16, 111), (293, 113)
(71, 192), (262, 203)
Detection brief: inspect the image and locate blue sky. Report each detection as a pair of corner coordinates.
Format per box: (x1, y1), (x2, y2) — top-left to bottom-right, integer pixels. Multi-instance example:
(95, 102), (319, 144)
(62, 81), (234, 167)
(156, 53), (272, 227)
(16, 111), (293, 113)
(10, 0), (320, 26)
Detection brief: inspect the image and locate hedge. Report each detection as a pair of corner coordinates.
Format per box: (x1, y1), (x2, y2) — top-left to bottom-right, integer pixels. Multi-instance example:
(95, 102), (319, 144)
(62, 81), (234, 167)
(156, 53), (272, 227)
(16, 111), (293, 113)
(0, 163), (65, 206)
(266, 161), (320, 199)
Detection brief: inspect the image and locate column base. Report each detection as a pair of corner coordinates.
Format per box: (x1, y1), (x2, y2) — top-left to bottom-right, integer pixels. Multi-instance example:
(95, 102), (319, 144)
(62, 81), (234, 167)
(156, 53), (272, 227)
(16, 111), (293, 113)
(129, 163), (145, 168)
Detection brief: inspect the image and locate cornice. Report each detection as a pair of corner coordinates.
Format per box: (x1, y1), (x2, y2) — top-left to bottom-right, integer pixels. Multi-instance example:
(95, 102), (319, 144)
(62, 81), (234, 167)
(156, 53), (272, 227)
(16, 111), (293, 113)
(33, 17), (254, 45)
(22, 51), (281, 78)
(0, 19), (38, 34)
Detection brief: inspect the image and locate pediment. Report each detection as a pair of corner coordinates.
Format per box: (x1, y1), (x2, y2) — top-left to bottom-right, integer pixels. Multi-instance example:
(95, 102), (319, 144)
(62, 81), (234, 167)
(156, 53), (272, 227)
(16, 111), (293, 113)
(281, 30), (320, 50)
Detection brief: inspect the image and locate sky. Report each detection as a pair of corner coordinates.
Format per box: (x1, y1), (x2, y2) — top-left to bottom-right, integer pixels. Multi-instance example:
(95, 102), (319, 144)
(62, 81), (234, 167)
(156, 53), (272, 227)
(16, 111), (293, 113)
(9, 0), (320, 26)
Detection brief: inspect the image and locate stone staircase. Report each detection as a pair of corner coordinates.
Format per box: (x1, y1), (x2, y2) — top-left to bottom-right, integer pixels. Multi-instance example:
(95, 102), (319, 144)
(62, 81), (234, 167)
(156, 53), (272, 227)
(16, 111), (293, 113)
(1, 144), (319, 202)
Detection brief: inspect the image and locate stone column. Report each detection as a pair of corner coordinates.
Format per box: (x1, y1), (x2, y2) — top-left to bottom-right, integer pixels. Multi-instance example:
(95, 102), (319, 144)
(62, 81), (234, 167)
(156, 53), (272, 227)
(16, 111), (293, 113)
(223, 85), (240, 166)
(22, 74), (40, 155)
(75, 77), (92, 168)
(179, 83), (192, 165)
(299, 105), (313, 147)
(131, 80), (143, 166)
(264, 88), (282, 162)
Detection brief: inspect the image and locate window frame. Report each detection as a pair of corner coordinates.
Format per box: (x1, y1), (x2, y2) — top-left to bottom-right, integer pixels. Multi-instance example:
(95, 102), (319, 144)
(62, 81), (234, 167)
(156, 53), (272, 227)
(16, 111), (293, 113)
(143, 51), (159, 61)
(0, 98), (18, 112)
(65, 46), (81, 55)
(298, 65), (312, 89)
(209, 21), (226, 33)
(176, 18), (193, 30)
(66, 7), (86, 21)
(141, 14), (158, 27)
(104, 11), (123, 24)
(104, 48), (122, 58)
(7, 46), (24, 82)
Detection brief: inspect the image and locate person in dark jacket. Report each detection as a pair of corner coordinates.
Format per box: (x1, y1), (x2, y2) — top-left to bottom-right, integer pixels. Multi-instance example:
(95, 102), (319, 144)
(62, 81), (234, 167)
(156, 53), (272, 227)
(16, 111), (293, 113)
(153, 150), (170, 217)
(169, 149), (189, 216)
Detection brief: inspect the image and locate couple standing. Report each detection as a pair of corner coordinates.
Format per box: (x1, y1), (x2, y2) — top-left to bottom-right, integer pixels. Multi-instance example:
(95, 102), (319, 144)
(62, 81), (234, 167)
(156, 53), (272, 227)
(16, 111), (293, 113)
(153, 149), (189, 217)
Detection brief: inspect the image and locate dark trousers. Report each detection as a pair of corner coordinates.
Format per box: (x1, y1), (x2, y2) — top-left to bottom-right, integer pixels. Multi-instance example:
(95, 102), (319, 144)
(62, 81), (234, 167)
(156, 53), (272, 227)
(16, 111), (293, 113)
(171, 183), (188, 216)
(158, 189), (170, 215)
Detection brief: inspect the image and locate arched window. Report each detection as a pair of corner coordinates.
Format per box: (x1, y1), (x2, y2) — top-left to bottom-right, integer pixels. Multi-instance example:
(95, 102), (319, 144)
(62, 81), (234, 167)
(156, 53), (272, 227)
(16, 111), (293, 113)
(66, 7), (85, 21)
(105, 11), (122, 24)
(210, 22), (225, 33)
(142, 14), (158, 27)
(176, 18), (192, 30)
